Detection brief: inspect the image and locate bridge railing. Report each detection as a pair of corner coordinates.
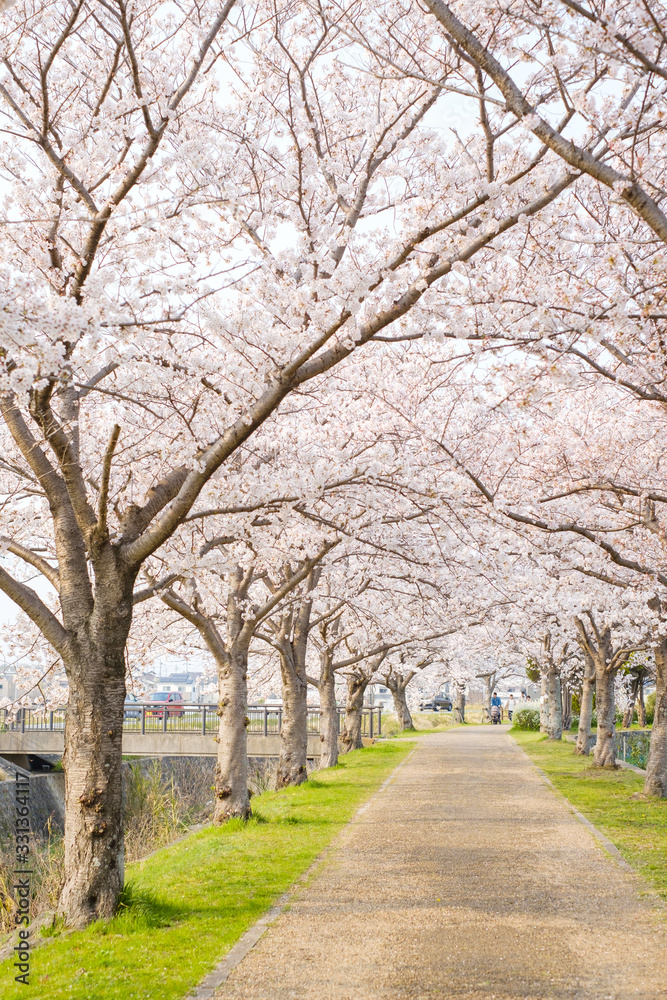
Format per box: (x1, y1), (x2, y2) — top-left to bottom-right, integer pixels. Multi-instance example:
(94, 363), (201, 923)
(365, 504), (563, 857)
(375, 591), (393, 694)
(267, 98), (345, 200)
(0, 703), (382, 738)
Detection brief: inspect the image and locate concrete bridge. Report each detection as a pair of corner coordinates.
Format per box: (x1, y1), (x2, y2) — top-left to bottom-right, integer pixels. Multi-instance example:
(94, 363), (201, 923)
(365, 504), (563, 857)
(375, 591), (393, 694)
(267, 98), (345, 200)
(0, 703), (382, 769)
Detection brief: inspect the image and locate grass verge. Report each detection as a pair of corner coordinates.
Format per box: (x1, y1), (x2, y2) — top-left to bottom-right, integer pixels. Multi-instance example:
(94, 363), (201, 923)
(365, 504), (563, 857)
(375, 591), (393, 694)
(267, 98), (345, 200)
(381, 711), (459, 737)
(0, 741), (412, 999)
(512, 730), (667, 902)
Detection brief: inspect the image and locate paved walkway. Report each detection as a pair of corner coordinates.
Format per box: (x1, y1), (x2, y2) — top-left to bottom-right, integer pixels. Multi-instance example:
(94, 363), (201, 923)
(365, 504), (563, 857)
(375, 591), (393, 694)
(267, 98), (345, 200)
(214, 727), (667, 1000)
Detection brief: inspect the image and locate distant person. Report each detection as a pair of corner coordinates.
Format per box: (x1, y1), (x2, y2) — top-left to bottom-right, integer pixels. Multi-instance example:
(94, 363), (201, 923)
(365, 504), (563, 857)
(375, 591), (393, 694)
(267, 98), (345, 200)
(491, 690), (502, 722)
(507, 695), (515, 721)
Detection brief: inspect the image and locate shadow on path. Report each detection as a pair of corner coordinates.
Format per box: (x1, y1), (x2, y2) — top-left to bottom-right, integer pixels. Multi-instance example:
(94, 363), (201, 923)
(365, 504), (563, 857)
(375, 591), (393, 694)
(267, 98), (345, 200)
(213, 727), (667, 1000)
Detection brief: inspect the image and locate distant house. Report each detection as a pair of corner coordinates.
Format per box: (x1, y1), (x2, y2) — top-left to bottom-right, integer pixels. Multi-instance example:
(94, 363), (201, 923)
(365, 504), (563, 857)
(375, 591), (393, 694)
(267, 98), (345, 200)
(367, 684), (393, 710)
(153, 672), (201, 702)
(133, 671), (158, 696)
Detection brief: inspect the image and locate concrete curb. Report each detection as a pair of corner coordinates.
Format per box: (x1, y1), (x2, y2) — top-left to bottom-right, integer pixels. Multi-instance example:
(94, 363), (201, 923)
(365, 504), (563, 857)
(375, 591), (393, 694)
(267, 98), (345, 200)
(528, 760), (635, 873)
(615, 758), (647, 775)
(509, 736), (645, 877)
(188, 745), (419, 1000)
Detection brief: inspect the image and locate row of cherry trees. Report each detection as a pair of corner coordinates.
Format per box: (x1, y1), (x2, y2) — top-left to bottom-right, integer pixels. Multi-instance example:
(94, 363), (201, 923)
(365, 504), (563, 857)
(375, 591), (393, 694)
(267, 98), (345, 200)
(1, 0), (666, 928)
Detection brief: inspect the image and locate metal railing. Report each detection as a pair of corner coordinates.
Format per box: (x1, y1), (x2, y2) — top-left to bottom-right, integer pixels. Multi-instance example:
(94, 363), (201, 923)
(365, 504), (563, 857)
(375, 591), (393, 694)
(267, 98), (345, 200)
(616, 729), (651, 770)
(0, 703), (382, 739)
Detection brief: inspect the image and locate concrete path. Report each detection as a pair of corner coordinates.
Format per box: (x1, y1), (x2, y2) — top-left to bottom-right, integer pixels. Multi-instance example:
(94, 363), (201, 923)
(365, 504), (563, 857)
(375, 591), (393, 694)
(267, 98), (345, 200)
(213, 727), (667, 1000)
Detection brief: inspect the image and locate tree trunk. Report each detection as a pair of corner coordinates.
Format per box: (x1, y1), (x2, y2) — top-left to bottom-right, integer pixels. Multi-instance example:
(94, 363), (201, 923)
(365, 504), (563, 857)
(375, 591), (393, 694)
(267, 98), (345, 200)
(540, 668), (549, 733)
(480, 674), (493, 723)
(317, 656), (340, 769)
(637, 675), (646, 728)
(592, 668), (617, 768)
(275, 600), (311, 788)
(276, 652), (309, 787)
(455, 681), (466, 724)
(546, 666), (562, 740)
(57, 560), (134, 929)
(163, 567), (253, 822)
(214, 638), (251, 822)
(645, 641), (667, 797)
(388, 679), (413, 729)
(575, 657), (595, 756)
(622, 674), (640, 729)
(562, 682), (572, 732)
(342, 673), (367, 752)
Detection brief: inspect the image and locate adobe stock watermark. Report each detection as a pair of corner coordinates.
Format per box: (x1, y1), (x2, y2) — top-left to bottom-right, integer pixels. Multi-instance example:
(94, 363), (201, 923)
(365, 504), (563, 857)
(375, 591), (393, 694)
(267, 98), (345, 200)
(13, 770), (32, 986)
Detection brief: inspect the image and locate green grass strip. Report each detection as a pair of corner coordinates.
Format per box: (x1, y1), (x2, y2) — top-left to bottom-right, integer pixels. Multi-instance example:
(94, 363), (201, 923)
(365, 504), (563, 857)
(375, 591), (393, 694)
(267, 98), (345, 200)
(1, 741), (412, 999)
(512, 730), (667, 901)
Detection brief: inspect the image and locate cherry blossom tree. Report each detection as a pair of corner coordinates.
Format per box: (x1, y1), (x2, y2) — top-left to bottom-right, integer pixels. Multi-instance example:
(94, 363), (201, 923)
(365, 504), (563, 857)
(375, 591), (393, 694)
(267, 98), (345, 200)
(419, 0), (667, 242)
(0, 0), (575, 923)
(5, 0), (667, 933)
(379, 651), (435, 730)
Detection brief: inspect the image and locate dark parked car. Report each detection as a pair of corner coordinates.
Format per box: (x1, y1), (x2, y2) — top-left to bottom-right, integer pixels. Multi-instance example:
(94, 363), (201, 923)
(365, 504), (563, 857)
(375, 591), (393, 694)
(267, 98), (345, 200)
(419, 696), (453, 712)
(145, 691), (185, 718)
(123, 692), (141, 720)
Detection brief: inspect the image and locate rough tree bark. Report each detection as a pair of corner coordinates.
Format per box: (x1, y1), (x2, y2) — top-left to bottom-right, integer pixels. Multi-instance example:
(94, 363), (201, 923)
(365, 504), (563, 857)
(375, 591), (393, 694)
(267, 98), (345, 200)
(341, 670), (368, 752)
(594, 668), (618, 768)
(315, 649), (340, 769)
(645, 639), (667, 797)
(58, 568), (135, 927)
(546, 663), (562, 741)
(561, 681), (572, 733)
(274, 598), (312, 788)
(309, 611), (347, 770)
(539, 667), (549, 733)
(575, 651), (596, 756)
(622, 672), (642, 728)
(389, 676), (414, 730)
(455, 680), (466, 724)
(0, 406), (143, 929)
(260, 566), (324, 788)
(477, 672), (495, 723)
(638, 675), (647, 729)
(214, 635), (252, 821)
(310, 623), (412, 767)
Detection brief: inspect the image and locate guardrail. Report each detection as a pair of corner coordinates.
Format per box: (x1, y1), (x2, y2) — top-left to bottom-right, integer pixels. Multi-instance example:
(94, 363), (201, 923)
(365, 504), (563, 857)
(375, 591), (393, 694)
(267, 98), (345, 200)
(0, 703), (382, 739)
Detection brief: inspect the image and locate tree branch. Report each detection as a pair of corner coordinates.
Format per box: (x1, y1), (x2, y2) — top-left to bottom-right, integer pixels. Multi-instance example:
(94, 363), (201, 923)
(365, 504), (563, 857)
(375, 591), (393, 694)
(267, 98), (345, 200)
(423, 0), (667, 243)
(1, 539), (60, 590)
(0, 566), (69, 657)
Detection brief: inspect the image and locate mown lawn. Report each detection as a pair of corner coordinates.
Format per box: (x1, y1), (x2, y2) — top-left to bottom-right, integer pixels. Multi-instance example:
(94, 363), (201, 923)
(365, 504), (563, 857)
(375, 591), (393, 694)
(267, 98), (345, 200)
(0, 741), (412, 999)
(381, 710), (464, 738)
(512, 730), (667, 901)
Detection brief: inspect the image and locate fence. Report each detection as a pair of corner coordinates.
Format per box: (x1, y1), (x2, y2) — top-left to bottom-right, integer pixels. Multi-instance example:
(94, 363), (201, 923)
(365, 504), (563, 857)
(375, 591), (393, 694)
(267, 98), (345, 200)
(615, 729), (651, 770)
(0, 703), (382, 739)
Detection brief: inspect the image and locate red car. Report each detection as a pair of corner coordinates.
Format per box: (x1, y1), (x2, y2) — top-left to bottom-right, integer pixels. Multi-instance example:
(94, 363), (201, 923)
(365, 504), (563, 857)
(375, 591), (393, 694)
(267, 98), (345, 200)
(145, 692), (185, 718)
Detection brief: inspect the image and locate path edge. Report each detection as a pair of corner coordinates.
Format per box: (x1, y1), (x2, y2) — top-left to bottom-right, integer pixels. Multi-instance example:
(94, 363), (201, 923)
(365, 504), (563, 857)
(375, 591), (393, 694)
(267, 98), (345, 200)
(508, 734), (658, 883)
(530, 761), (634, 871)
(187, 743), (419, 1000)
